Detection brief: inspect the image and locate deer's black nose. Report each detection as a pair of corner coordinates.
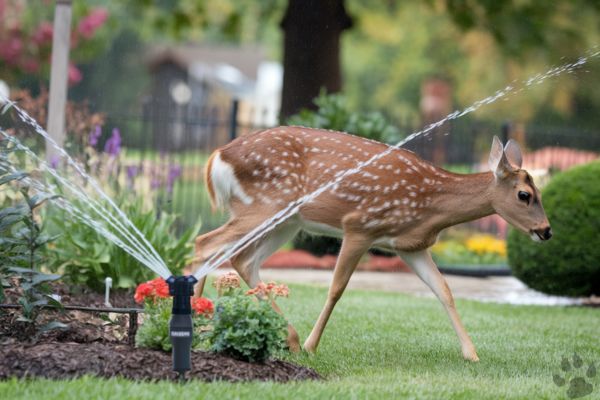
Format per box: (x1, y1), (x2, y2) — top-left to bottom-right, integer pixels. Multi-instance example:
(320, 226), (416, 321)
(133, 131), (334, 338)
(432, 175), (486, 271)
(542, 227), (552, 240)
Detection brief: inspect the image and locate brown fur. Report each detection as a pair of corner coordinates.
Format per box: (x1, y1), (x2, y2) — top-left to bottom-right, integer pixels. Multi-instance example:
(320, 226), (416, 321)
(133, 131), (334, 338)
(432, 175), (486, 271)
(194, 127), (551, 360)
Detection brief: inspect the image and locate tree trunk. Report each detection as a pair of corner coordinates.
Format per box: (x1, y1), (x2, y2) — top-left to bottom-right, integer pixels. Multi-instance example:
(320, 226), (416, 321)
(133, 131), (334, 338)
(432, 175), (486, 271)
(280, 0), (352, 120)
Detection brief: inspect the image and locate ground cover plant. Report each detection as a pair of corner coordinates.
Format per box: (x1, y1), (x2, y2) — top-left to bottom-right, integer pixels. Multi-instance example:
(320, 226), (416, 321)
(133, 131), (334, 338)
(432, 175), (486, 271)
(1, 283), (598, 399)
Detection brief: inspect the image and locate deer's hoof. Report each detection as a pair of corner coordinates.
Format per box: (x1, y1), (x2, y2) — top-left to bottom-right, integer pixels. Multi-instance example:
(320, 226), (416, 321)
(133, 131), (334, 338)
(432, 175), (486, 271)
(463, 351), (480, 362)
(287, 339), (301, 353)
(302, 341), (317, 354)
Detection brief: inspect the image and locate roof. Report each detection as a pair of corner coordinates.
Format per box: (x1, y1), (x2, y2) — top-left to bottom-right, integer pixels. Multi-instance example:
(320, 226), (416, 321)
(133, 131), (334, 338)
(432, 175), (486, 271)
(145, 44), (266, 80)
(522, 146), (598, 171)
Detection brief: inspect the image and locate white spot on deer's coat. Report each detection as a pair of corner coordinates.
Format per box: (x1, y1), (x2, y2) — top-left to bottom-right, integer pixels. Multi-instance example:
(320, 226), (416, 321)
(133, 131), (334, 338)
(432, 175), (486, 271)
(209, 152), (253, 207)
(364, 219), (383, 229)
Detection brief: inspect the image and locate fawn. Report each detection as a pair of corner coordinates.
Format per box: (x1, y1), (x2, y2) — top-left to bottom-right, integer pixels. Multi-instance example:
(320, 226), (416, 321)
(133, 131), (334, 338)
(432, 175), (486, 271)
(193, 126), (551, 361)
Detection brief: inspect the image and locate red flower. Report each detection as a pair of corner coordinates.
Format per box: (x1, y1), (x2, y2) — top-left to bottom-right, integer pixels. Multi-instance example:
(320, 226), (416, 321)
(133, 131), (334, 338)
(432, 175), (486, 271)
(191, 297), (214, 316)
(134, 282), (153, 304)
(153, 278), (170, 298)
(134, 278), (171, 304)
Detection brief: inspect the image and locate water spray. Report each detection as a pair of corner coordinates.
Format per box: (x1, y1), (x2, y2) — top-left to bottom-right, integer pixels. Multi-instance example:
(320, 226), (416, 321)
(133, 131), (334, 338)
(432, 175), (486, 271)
(166, 275), (197, 378)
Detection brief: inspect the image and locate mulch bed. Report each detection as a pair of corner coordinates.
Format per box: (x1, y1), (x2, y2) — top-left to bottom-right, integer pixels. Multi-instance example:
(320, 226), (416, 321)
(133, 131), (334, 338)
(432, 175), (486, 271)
(0, 283), (320, 382)
(0, 341), (320, 382)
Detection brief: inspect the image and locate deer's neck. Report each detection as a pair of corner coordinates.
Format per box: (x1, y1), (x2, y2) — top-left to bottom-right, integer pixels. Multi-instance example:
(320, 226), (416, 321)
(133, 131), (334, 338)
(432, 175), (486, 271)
(433, 171), (495, 230)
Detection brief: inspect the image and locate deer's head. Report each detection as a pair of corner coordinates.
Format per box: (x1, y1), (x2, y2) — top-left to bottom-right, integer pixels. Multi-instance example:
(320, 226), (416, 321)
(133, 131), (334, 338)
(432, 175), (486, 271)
(488, 136), (552, 241)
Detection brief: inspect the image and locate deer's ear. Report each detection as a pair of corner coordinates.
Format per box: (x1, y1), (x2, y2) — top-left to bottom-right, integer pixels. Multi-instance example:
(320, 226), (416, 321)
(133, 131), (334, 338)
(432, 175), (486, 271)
(504, 139), (523, 169)
(488, 136), (515, 179)
(488, 136), (504, 172)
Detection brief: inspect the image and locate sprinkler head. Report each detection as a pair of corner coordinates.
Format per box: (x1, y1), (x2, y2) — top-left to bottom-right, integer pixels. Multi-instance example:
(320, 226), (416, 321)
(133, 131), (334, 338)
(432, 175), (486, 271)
(166, 275), (198, 376)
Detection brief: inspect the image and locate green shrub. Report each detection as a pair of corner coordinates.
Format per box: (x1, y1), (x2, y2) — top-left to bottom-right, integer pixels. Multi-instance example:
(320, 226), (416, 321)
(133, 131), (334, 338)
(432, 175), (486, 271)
(287, 91), (401, 143)
(507, 161), (600, 296)
(207, 289), (288, 363)
(44, 197), (201, 291)
(288, 92), (402, 255)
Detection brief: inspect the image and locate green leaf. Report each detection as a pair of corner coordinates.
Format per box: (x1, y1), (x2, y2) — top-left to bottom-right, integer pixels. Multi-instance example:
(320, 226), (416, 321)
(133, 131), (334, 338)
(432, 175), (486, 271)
(44, 294), (63, 310)
(38, 321), (68, 333)
(31, 272), (62, 286)
(0, 171), (28, 186)
(8, 266), (37, 274)
(27, 193), (60, 209)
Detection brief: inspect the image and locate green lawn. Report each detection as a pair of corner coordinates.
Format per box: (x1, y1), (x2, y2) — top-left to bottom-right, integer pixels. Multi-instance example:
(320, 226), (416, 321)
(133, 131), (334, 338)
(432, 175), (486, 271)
(2, 284), (599, 399)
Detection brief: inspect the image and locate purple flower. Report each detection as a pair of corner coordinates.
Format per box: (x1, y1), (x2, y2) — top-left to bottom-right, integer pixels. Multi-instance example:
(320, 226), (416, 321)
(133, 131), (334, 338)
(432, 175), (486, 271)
(104, 128), (121, 157)
(166, 165), (182, 193)
(49, 155), (60, 169)
(89, 125), (101, 147)
(150, 167), (161, 190)
(126, 165), (139, 186)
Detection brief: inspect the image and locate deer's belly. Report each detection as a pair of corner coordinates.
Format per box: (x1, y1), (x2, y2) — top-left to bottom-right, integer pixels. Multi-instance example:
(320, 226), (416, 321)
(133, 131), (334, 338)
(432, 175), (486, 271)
(300, 219), (344, 239)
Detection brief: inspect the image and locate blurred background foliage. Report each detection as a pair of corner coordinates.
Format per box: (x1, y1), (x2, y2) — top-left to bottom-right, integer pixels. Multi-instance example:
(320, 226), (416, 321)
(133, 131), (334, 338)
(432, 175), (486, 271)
(6, 0), (600, 130)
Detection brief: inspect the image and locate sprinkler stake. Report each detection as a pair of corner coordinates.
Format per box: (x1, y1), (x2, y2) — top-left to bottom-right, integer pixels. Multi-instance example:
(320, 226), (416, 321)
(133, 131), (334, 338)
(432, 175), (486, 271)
(166, 275), (198, 376)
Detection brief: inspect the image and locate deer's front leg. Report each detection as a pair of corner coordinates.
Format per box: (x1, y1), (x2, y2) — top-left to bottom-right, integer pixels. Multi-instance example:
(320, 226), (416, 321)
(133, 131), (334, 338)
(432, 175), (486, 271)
(400, 250), (479, 362)
(303, 232), (372, 353)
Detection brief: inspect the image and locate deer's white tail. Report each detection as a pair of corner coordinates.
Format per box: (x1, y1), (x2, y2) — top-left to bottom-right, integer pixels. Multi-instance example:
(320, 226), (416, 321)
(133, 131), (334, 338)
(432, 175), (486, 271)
(205, 150), (253, 211)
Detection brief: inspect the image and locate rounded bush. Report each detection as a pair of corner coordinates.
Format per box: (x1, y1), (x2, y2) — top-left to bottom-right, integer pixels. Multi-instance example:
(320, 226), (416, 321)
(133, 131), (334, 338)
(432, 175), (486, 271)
(507, 161), (600, 296)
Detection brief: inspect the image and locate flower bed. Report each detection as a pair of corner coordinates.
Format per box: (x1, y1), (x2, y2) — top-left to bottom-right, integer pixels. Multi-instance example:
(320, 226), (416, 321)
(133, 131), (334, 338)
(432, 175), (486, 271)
(0, 278), (320, 382)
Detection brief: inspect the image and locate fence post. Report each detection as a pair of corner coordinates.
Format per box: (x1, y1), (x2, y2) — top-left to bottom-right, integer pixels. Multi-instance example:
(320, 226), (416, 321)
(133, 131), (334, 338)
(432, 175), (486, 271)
(46, 0), (72, 163)
(229, 99), (239, 142)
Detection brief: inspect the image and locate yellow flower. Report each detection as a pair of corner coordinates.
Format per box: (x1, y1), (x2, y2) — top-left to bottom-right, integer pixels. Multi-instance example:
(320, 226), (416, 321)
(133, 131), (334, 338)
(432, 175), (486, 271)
(465, 234), (506, 257)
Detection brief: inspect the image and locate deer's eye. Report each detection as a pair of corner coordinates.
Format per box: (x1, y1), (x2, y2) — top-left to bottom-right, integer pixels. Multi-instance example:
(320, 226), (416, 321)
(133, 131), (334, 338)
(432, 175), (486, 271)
(518, 191), (531, 203)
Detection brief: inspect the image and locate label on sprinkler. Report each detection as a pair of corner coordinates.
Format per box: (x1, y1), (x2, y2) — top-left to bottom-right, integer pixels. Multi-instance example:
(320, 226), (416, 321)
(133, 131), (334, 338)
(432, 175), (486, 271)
(171, 331), (191, 337)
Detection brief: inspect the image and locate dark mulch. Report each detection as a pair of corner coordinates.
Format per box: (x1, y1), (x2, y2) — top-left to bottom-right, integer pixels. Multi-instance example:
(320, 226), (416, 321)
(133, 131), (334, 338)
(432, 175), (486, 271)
(0, 341), (320, 382)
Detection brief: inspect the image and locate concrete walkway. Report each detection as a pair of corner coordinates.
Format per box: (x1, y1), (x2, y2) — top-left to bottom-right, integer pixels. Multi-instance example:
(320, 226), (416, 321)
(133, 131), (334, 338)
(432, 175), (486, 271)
(212, 268), (586, 306)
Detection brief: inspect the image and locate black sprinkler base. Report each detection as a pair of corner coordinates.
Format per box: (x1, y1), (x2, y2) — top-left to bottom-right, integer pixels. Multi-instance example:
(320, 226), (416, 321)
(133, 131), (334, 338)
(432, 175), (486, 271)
(166, 275), (198, 375)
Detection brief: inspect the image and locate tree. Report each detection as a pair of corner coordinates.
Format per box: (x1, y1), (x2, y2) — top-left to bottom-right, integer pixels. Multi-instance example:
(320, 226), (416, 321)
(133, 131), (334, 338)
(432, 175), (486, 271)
(279, 0), (353, 118)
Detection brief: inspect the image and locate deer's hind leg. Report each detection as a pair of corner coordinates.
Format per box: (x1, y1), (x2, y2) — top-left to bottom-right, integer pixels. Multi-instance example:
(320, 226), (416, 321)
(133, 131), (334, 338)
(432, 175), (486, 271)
(193, 216), (260, 297)
(230, 220), (302, 352)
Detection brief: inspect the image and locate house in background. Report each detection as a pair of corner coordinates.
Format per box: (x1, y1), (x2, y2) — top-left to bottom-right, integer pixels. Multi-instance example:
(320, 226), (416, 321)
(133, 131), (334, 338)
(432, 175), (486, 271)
(144, 44), (282, 150)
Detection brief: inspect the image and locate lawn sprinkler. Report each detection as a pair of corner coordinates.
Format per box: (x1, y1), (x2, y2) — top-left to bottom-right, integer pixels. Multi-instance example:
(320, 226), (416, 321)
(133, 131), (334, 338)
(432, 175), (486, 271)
(166, 275), (198, 378)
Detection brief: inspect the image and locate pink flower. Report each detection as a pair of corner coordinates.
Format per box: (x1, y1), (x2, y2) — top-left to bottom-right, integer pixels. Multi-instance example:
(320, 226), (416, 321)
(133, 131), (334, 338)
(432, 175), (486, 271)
(77, 8), (108, 39)
(20, 58), (40, 73)
(68, 63), (82, 85)
(32, 21), (53, 45)
(0, 37), (23, 63)
(246, 281), (290, 298)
